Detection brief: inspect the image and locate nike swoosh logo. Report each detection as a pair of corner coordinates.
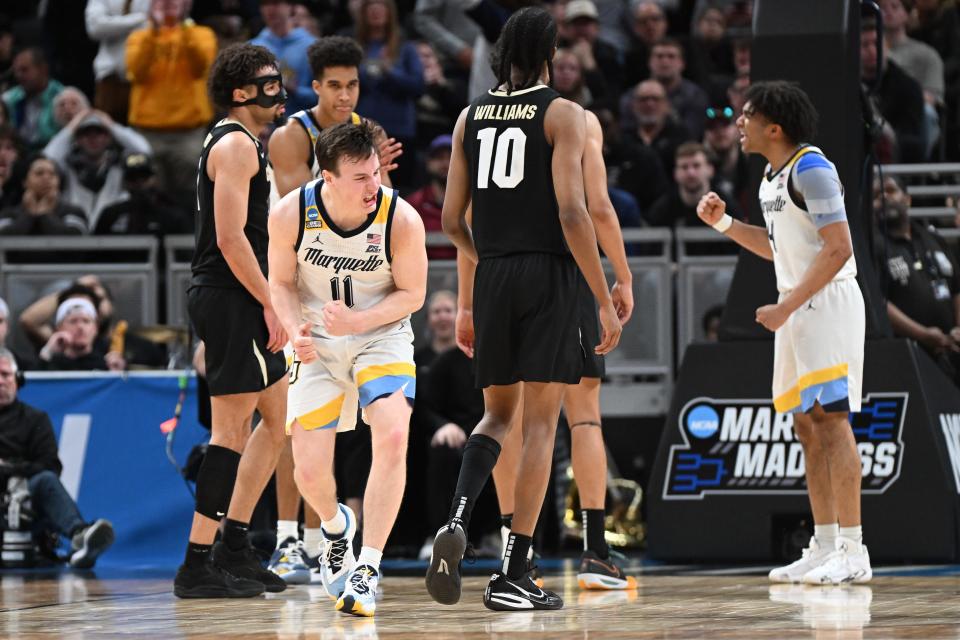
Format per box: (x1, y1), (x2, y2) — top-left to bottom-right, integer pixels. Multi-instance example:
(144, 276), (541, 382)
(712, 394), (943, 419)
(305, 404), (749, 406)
(587, 558), (619, 574)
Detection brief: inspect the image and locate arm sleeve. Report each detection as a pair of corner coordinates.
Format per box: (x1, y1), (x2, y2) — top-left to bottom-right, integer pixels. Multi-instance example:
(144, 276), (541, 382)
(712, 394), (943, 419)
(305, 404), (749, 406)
(793, 154), (846, 229)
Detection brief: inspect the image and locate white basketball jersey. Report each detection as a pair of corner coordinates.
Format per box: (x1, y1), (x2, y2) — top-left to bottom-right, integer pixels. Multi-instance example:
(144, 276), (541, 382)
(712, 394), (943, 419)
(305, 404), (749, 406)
(296, 179), (406, 340)
(759, 146), (857, 293)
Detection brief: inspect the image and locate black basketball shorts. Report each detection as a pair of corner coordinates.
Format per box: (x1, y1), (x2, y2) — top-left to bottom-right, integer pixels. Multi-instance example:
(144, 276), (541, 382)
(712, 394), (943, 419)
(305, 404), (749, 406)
(473, 253), (584, 387)
(188, 286), (288, 396)
(576, 272), (605, 379)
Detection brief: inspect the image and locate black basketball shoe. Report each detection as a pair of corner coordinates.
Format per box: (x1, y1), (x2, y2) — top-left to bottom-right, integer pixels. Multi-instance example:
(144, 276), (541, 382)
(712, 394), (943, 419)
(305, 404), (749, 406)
(212, 541), (288, 592)
(577, 550), (637, 590)
(425, 521), (467, 605)
(174, 561), (265, 598)
(483, 572), (563, 611)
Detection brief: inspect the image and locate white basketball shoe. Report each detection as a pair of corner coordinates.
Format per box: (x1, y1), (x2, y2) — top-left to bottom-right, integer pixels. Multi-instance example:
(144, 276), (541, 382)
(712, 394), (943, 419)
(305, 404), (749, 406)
(768, 536), (834, 583)
(802, 537), (872, 585)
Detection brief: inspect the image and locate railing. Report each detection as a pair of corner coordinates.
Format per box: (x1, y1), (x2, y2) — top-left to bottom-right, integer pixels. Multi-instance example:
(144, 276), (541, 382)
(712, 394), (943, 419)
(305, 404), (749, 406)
(880, 163), (960, 221)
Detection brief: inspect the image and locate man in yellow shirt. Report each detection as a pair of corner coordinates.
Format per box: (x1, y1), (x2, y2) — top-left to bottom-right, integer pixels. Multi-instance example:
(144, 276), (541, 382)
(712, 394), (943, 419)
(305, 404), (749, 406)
(126, 0), (217, 209)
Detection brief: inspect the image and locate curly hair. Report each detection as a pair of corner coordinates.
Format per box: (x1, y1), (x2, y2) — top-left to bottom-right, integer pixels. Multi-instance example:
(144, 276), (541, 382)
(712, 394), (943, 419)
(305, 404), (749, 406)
(316, 120), (379, 175)
(744, 80), (819, 145)
(490, 7), (557, 94)
(208, 43), (278, 110)
(307, 36), (364, 81)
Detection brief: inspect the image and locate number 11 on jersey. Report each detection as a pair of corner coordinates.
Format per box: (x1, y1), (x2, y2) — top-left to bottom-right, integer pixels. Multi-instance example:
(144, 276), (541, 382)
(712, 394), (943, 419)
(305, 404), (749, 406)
(330, 275), (355, 307)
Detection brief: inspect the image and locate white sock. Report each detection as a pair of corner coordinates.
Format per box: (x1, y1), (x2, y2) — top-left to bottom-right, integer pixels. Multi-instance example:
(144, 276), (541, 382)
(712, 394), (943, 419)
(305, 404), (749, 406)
(814, 523), (839, 550)
(322, 508), (347, 537)
(303, 527), (324, 557)
(357, 546), (382, 572)
(838, 525), (863, 552)
(276, 520), (299, 548)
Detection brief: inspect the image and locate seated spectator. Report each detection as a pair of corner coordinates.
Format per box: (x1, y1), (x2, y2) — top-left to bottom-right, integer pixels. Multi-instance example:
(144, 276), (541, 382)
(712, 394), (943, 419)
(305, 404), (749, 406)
(52, 87), (91, 129)
(911, 0), (960, 158)
(250, 0), (318, 114)
(553, 48), (605, 111)
(0, 348), (115, 567)
(877, 176), (960, 386)
(43, 109), (153, 229)
(861, 16), (927, 162)
(355, 0), (425, 190)
(883, 0), (944, 154)
(702, 304), (724, 341)
(702, 104), (749, 208)
(406, 135), (455, 260)
(1, 48), (64, 151)
(0, 125), (23, 209)
(647, 39), (709, 139)
(94, 152), (189, 236)
(623, 1), (668, 89)
(597, 107), (667, 211)
(126, 0), (216, 210)
(413, 40), (467, 152)
(686, 3), (735, 87)
(0, 18), (13, 96)
(559, 0), (623, 105)
(0, 296), (35, 370)
(727, 70), (749, 115)
(646, 141), (740, 226)
(86, 0), (150, 125)
(0, 155), (88, 236)
(624, 79), (692, 184)
(37, 297), (125, 371)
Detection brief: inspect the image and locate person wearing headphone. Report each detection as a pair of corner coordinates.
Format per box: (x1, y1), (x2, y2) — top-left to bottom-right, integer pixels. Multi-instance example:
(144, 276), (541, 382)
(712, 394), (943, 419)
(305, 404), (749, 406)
(0, 347), (115, 568)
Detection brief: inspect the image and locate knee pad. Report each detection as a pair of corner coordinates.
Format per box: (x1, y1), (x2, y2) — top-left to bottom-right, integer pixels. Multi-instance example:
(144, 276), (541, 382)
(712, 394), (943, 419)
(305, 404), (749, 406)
(195, 444), (241, 520)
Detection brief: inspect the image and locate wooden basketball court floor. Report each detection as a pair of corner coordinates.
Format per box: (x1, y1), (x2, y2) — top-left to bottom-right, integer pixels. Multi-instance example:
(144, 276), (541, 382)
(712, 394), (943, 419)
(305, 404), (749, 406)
(2, 560), (959, 639)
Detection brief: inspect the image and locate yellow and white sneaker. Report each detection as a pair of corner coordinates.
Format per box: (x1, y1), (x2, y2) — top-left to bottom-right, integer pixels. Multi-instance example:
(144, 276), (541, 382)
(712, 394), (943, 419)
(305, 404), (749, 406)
(336, 564), (380, 617)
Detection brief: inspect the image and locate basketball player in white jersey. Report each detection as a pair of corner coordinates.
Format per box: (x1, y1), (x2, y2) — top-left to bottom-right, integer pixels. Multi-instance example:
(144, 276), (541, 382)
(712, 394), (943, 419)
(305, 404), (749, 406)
(697, 80), (871, 585)
(268, 121), (427, 616)
(265, 35), (401, 586)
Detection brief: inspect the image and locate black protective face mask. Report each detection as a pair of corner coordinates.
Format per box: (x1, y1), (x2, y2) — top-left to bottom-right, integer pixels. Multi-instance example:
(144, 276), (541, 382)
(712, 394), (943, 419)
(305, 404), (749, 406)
(231, 74), (288, 108)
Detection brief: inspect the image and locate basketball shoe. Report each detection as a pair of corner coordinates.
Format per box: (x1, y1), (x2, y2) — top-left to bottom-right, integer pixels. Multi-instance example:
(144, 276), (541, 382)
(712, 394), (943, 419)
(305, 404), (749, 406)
(268, 537), (312, 584)
(319, 503), (358, 600)
(802, 537), (872, 585)
(483, 572), (563, 611)
(768, 536), (834, 583)
(336, 564), (380, 617)
(577, 550), (637, 590)
(425, 521), (467, 605)
(212, 540), (288, 592)
(174, 560), (265, 598)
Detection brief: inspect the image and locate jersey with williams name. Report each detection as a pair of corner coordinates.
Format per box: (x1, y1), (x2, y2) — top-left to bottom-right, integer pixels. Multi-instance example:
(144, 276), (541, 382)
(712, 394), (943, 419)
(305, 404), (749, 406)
(296, 178), (409, 341)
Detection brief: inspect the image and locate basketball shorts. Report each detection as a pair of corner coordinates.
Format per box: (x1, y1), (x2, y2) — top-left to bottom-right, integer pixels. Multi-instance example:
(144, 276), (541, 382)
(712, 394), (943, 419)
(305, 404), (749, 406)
(286, 321), (416, 433)
(772, 278), (865, 414)
(576, 272), (605, 379)
(187, 286), (288, 396)
(473, 253), (584, 387)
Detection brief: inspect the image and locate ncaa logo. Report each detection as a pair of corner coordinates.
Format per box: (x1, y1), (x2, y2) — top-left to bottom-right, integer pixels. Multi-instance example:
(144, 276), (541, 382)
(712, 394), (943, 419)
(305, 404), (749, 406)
(686, 404), (719, 439)
(307, 205), (320, 221)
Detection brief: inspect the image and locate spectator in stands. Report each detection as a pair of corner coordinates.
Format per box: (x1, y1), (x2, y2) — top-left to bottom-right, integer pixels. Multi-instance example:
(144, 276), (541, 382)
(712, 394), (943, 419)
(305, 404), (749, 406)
(0, 155), (88, 236)
(623, 1), (667, 89)
(2, 48), (64, 151)
(0, 348), (115, 567)
(726, 70), (749, 115)
(912, 0), (960, 159)
(407, 135), (455, 260)
(702, 304), (724, 341)
(37, 297), (125, 371)
(702, 104), (748, 207)
(355, 0), (425, 190)
(0, 297), (35, 370)
(126, 0), (217, 210)
(882, 0), (945, 156)
(731, 34), (750, 77)
(0, 125), (23, 209)
(250, 0), (318, 114)
(625, 79), (692, 184)
(553, 47), (606, 112)
(94, 152), (189, 236)
(685, 3), (734, 88)
(597, 106), (666, 212)
(86, 0), (150, 125)
(52, 88), (91, 129)
(413, 41), (467, 151)
(559, 0), (623, 106)
(877, 175), (960, 385)
(413, 0), (480, 76)
(43, 110), (153, 229)
(646, 141), (739, 226)
(0, 18), (13, 95)
(861, 16), (927, 162)
(648, 39), (709, 139)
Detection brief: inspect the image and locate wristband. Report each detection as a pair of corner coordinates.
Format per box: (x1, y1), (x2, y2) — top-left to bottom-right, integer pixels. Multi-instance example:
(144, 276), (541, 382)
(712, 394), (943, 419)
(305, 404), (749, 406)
(712, 213), (733, 233)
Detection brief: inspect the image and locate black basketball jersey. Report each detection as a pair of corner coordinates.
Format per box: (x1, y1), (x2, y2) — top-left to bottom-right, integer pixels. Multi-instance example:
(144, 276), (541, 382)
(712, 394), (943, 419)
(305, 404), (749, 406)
(192, 121), (271, 288)
(463, 84), (565, 259)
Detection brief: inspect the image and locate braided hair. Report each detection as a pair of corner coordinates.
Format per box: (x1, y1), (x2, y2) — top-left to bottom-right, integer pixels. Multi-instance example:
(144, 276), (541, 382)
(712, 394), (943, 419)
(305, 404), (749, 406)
(490, 7), (558, 94)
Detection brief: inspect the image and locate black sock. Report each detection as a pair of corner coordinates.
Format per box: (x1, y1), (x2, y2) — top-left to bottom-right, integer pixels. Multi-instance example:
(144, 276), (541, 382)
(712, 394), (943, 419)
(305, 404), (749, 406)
(582, 508), (608, 558)
(501, 513), (513, 530)
(185, 542), (212, 568)
(503, 532), (532, 580)
(222, 518), (249, 551)
(448, 434), (501, 528)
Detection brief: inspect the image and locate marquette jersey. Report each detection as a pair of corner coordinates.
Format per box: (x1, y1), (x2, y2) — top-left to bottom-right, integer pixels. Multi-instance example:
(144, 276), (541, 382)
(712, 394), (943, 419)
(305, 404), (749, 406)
(295, 178), (408, 340)
(268, 110), (362, 207)
(463, 84), (565, 259)
(760, 145), (857, 292)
